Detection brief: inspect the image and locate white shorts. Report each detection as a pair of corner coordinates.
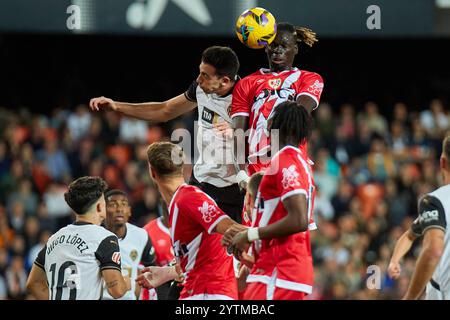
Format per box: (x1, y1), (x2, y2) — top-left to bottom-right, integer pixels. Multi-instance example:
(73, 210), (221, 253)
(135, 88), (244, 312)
(425, 282), (444, 300)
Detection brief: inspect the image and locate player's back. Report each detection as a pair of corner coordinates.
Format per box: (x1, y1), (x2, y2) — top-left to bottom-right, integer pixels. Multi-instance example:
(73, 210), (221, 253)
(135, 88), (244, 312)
(424, 184), (450, 299)
(169, 184), (237, 300)
(250, 146), (315, 295)
(42, 222), (120, 300)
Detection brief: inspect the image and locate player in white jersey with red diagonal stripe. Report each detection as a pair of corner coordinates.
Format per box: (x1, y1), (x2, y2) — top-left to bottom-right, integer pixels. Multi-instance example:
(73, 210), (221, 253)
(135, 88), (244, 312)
(137, 142), (245, 300)
(228, 101), (315, 300)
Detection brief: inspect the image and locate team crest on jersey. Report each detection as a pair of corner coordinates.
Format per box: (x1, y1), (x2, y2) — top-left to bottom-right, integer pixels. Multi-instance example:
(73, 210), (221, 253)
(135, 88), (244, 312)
(281, 165), (301, 189)
(130, 249), (138, 261)
(112, 252), (121, 264)
(268, 78), (281, 89)
(198, 201), (218, 223)
(307, 80), (324, 96)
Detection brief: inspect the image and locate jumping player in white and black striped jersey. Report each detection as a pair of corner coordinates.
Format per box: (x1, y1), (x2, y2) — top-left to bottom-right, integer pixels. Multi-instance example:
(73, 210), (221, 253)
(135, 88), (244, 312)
(26, 177), (131, 300)
(388, 136), (450, 299)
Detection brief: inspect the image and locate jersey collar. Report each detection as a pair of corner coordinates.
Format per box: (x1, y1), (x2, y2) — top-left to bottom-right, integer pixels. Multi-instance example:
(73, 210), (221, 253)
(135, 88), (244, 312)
(72, 221), (93, 226)
(168, 183), (188, 214)
(259, 67), (298, 76)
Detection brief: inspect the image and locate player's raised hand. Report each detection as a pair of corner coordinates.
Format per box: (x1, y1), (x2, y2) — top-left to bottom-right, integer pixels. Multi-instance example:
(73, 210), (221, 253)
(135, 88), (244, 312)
(89, 96), (118, 112)
(387, 261), (401, 279)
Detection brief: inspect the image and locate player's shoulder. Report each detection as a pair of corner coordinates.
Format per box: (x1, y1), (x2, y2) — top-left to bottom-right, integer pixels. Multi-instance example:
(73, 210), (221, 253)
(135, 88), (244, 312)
(299, 69), (322, 78)
(143, 218), (157, 232)
(126, 222), (148, 241)
(428, 184), (450, 202)
(239, 70), (265, 84)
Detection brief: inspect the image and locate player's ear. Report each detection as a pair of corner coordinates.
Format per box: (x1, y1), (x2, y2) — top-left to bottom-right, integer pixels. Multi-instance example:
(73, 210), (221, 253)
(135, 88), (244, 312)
(148, 163), (157, 180)
(220, 76), (231, 87)
(440, 156), (446, 171)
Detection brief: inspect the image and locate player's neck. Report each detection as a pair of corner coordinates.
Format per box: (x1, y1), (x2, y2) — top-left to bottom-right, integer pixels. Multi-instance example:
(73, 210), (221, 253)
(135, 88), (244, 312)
(76, 213), (98, 225)
(157, 177), (186, 207)
(216, 82), (233, 97)
(443, 171), (450, 185)
(270, 65), (293, 73)
(111, 223), (127, 239)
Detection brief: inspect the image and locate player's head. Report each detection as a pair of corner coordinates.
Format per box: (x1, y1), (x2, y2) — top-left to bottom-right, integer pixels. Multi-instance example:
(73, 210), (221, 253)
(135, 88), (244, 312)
(197, 46), (240, 94)
(440, 135), (450, 177)
(269, 101), (312, 147)
(147, 142), (185, 182)
(104, 189), (131, 230)
(64, 176), (108, 225)
(266, 22), (317, 72)
(244, 172), (264, 219)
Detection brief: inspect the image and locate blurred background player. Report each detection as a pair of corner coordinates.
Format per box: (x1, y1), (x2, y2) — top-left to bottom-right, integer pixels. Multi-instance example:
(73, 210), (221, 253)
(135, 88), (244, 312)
(388, 136), (450, 300)
(136, 142), (245, 300)
(228, 101), (315, 300)
(89, 46), (244, 223)
(141, 199), (177, 300)
(231, 22), (324, 185)
(26, 177), (131, 300)
(102, 189), (155, 300)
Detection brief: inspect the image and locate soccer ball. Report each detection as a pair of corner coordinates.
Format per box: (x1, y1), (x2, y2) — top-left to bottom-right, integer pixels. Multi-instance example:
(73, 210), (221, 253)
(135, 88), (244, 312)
(235, 7), (277, 49)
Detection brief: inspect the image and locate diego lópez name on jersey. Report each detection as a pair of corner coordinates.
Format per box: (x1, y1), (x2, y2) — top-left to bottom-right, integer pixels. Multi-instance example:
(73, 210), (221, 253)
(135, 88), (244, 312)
(34, 221), (122, 300)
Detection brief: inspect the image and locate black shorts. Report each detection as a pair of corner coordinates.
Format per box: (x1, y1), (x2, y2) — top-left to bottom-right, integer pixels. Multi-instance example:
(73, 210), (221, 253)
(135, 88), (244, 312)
(189, 174), (245, 223)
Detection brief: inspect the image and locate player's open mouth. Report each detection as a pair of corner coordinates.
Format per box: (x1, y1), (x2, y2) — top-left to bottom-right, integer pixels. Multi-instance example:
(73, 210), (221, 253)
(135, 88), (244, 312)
(115, 215), (125, 221)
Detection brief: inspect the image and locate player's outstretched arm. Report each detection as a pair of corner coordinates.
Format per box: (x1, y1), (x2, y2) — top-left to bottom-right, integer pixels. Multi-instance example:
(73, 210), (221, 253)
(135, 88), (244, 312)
(26, 264), (49, 300)
(102, 269), (131, 299)
(89, 94), (197, 122)
(388, 229), (418, 279)
(136, 265), (181, 289)
(403, 228), (444, 300)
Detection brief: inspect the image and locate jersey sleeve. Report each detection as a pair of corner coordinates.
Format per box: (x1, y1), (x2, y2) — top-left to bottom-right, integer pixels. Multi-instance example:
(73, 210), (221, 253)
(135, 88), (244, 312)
(410, 195), (447, 237)
(181, 190), (229, 234)
(34, 245), (47, 270)
(278, 153), (309, 202)
(295, 72), (324, 110)
(184, 81), (198, 102)
(95, 235), (122, 272)
(140, 235), (156, 267)
(230, 78), (252, 119)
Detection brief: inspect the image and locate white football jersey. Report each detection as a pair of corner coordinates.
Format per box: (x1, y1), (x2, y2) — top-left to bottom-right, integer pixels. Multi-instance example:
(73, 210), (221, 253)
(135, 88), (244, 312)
(185, 82), (237, 188)
(34, 222), (121, 300)
(102, 223), (155, 300)
(411, 184), (449, 299)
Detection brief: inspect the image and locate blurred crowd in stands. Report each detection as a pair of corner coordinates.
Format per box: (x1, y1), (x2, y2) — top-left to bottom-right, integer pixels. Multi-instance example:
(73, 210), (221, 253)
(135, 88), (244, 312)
(0, 98), (449, 299)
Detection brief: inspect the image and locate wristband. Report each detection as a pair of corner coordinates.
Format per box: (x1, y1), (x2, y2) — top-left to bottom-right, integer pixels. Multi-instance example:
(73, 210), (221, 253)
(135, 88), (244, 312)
(247, 227), (260, 242)
(236, 170), (250, 189)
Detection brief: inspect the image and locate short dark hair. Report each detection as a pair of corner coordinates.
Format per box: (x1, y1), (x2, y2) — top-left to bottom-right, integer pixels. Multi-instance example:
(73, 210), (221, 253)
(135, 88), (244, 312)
(248, 172), (264, 198)
(147, 142), (184, 177)
(105, 189), (128, 201)
(270, 101), (312, 146)
(201, 46), (240, 80)
(64, 176), (108, 215)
